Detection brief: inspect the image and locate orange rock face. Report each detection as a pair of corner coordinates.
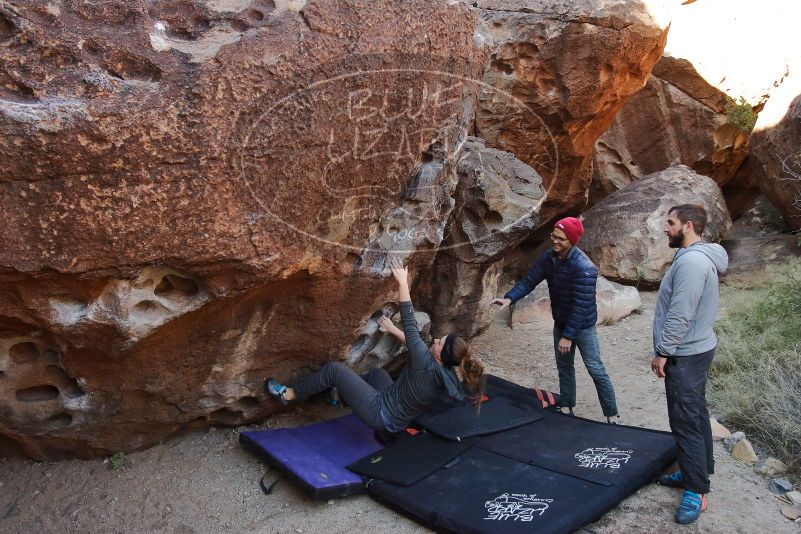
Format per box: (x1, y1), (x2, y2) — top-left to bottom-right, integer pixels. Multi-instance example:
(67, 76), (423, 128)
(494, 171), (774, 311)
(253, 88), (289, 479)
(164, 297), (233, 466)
(0, 0), (669, 459)
(0, 0), (489, 459)
(590, 56), (749, 207)
(750, 84), (801, 231)
(474, 0), (668, 220)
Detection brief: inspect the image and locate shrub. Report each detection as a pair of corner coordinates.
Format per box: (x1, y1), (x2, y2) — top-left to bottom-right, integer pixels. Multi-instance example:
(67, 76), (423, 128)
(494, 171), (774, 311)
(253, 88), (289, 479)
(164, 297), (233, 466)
(710, 260), (801, 473)
(109, 451), (126, 471)
(724, 96), (757, 134)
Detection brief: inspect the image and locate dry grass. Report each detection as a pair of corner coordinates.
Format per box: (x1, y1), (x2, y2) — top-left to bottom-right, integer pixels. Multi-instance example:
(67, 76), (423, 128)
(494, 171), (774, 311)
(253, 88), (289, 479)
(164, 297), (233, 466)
(710, 259), (801, 474)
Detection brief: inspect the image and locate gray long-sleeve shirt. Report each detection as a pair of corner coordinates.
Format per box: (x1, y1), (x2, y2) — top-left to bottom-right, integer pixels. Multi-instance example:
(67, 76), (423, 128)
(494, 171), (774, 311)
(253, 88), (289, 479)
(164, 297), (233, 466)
(378, 301), (463, 431)
(653, 242), (729, 357)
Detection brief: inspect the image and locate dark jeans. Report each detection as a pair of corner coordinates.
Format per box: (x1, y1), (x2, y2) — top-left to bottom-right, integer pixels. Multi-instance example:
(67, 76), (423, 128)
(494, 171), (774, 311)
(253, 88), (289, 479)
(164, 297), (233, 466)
(553, 323), (618, 417)
(291, 362), (393, 431)
(665, 348), (716, 494)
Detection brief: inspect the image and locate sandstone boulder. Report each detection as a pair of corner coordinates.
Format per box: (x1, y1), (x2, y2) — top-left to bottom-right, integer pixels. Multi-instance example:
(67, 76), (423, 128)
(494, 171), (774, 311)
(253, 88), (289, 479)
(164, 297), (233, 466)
(417, 258), (503, 340)
(415, 137), (546, 339)
(722, 235), (801, 284)
(667, 0), (801, 230)
(446, 137), (546, 265)
(660, 0), (795, 107)
(346, 310), (431, 374)
(596, 277), (642, 325)
(0, 0), (693, 460)
(722, 195), (801, 285)
(590, 56), (749, 206)
(510, 276), (641, 329)
(509, 283), (552, 329)
(590, 0), (800, 212)
(474, 0), (669, 220)
(0, 0), (492, 459)
(721, 158), (762, 220)
(750, 85), (801, 231)
(581, 166), (731, 285)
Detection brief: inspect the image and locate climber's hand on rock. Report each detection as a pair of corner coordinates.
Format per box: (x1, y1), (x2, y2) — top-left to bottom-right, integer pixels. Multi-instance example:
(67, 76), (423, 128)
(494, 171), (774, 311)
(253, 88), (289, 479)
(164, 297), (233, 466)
(377, 315), (395, 333)
(388, 257), (408, 287)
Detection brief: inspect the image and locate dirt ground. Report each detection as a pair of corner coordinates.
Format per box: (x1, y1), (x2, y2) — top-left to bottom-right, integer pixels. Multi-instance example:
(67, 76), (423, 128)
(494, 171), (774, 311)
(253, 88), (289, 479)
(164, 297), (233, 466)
(1, 291), (799, 534)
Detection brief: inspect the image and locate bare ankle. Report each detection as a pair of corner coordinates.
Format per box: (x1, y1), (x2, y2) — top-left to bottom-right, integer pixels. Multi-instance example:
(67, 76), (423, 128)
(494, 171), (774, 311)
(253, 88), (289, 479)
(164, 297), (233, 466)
(284, 388), (296, 401)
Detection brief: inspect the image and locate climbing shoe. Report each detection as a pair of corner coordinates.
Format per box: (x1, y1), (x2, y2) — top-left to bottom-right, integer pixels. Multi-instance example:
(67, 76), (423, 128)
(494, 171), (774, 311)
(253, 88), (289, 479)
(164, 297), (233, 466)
(674, 490), (707, 524)
(658, 470), (684, 488)
(264, 378), (289, 406)
(326, 386), (342, 407)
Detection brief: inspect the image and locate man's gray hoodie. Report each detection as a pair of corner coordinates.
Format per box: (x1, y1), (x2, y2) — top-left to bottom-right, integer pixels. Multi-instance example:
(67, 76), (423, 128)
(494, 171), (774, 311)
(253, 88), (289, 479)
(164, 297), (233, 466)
(653, 242), (729, 357)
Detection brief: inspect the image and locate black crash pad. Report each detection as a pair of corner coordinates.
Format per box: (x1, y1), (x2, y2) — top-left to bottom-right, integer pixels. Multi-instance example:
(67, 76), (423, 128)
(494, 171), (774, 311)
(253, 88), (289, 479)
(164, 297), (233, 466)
(347, 431), (479, 486)
(483, 374), (560, 410)
(415, 396), (543, 441)
(369, 446), (620, 534)
(478, 411), (677, 488)
(367, 375), (677, 534)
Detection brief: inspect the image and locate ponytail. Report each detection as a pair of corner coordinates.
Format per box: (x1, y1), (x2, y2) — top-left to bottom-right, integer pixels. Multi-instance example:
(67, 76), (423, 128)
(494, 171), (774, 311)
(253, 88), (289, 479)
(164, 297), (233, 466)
(452, 337), (485, 409)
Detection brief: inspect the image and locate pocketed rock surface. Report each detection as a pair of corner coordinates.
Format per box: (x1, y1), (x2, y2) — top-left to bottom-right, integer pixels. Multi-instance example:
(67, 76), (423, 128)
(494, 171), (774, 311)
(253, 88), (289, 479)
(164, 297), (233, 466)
(1, 291), (798, 533)
(0, 0), (668, 459)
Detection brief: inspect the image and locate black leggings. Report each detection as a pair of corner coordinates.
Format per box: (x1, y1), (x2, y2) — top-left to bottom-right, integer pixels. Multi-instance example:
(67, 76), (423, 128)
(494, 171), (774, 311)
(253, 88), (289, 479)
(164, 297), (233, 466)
(291, 362), (393, 431)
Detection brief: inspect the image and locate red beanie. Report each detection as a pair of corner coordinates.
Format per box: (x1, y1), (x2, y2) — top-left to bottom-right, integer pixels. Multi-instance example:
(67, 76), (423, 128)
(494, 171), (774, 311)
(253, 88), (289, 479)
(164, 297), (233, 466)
(554, 217), (584, 244)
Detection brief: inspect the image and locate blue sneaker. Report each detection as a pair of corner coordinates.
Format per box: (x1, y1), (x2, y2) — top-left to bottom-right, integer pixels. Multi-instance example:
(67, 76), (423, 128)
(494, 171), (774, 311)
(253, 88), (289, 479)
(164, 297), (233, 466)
(264, 378), (288, 405)
(658, 470), (684, 488)
(675, 490), (707, 524)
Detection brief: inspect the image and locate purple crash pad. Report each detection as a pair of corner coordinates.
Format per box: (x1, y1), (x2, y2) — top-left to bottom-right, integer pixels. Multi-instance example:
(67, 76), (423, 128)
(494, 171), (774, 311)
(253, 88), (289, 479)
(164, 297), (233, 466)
(239, 414), (383, 499)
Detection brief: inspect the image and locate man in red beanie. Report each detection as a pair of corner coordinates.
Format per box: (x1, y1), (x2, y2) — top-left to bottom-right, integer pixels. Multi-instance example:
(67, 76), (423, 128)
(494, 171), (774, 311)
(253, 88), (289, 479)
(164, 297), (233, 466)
(492, 217), (620, 423)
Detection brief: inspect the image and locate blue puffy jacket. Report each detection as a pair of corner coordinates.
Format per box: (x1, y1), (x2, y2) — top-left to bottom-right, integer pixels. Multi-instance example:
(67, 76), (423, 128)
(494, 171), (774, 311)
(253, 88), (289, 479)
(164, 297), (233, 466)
(504, 246), (598, 340)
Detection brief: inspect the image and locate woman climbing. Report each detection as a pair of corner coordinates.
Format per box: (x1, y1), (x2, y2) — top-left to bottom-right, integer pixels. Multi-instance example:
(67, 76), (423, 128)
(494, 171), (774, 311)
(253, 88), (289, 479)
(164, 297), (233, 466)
(265, 258), (485, 435)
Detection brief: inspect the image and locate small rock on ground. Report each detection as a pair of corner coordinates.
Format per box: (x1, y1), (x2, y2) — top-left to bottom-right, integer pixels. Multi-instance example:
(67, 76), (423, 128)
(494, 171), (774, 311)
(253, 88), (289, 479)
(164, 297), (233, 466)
(731, 439), (758, 464)
(770, 478), (795, 495)
(780, 506), (801, 521)
(710, 417), (731, 440)
(724, 431), (746, 452)
(755, 457), (788, 476)
(785, 491), (801, 505)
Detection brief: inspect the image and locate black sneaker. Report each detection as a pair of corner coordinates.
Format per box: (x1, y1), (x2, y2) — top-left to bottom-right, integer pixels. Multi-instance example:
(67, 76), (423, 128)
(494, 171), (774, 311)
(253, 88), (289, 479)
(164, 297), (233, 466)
(264, 378), (289, 406)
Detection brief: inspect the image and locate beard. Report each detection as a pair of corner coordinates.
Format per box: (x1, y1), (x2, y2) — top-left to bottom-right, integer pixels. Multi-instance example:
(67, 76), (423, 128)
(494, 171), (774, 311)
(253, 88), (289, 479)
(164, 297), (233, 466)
(668, 228), (684, 248)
